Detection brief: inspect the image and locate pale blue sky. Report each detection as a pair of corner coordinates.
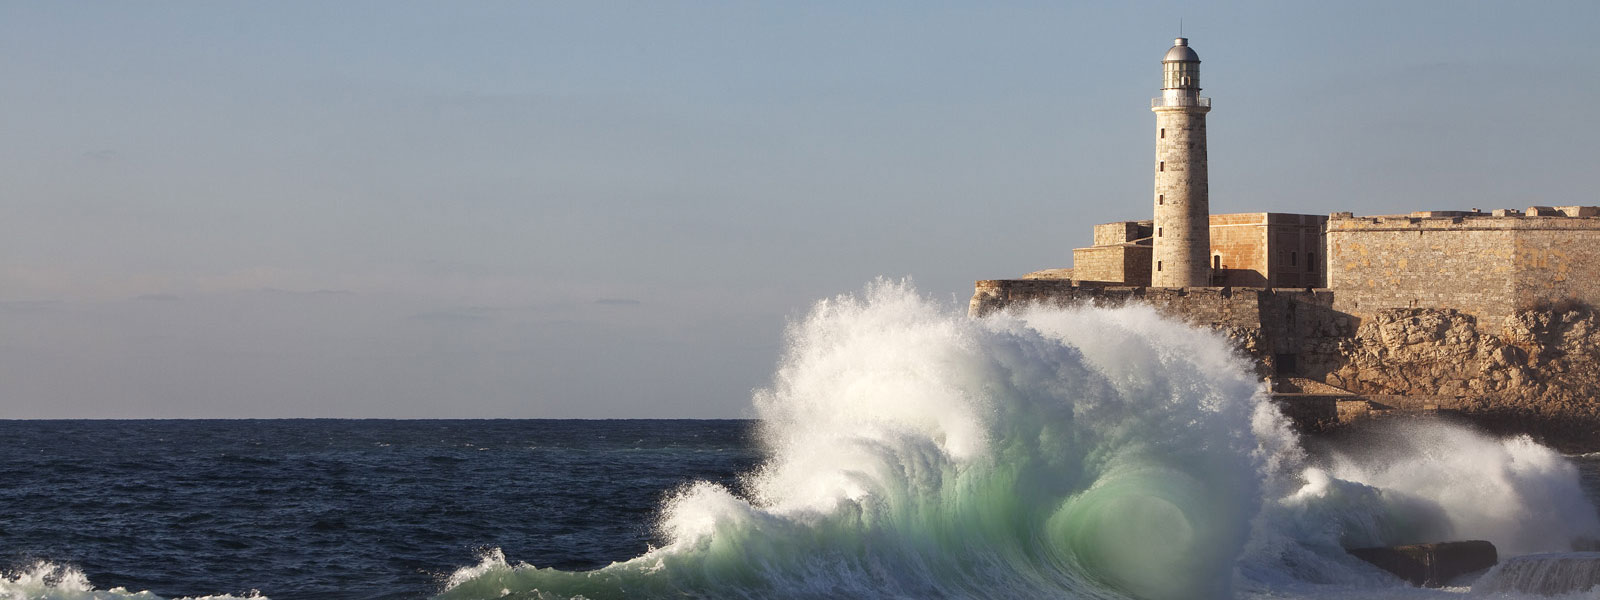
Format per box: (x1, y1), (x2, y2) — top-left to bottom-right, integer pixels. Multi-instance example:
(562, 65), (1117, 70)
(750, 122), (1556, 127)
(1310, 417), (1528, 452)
(1, 1), (1594, 417)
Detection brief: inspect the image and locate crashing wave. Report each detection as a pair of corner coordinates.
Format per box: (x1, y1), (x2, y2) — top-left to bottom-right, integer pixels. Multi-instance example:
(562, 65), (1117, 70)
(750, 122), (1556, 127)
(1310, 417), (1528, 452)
(440, 280), (1600, 600)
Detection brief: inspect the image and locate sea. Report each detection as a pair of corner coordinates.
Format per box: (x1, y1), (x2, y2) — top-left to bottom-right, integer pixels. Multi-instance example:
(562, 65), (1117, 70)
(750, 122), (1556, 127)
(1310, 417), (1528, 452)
(5, 281), (1600, 600)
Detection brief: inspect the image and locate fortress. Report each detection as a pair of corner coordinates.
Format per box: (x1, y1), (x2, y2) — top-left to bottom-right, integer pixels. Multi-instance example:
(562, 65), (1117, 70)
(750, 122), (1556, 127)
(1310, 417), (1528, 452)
(971, 38), (1600, 450)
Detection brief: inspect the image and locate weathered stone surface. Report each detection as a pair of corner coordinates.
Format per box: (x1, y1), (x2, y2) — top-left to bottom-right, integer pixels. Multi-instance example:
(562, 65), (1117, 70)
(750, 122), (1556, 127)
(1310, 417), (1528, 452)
(1348, 541), (1498, 587)
(1209, 212), (1326, 288)
(1070, 244), (1151, 285)
(1151, 107), (1210, 287)
(1316, 306), (1600, 449)
(1020, 268), (1074, 280)
(1327, 214), (1600, 335)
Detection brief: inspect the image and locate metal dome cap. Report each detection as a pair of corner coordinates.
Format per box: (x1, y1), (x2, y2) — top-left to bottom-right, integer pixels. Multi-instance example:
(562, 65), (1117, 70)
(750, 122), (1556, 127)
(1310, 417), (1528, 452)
(1164, 37), (1200, 62)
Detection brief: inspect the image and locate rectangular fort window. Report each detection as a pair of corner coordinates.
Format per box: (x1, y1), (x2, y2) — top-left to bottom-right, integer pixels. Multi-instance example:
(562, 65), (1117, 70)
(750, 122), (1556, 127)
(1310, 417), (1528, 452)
(1160, 128), (1165, 139)
(1157, 261), (1162, 272)
(1158, 228), (1163, 237)
(1159, 161), (1165, 172)
(1158, 194), (1164, 205)
(1213, 255), (1221, 270)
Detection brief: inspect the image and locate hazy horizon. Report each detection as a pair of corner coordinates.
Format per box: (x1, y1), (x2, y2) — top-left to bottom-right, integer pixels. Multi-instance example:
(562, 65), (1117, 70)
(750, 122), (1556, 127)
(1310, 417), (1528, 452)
(3, 1), (1595, 418)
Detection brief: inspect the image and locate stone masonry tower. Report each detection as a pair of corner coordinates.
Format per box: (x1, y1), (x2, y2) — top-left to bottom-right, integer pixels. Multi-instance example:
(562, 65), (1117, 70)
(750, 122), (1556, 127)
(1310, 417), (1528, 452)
(1150, 37), (1211, 287)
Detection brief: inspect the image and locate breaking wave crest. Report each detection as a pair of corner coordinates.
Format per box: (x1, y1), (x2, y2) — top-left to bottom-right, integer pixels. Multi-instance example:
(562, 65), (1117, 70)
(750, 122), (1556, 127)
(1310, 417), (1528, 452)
(0, 562), (263, 600)
(440, 281), (1600, 600)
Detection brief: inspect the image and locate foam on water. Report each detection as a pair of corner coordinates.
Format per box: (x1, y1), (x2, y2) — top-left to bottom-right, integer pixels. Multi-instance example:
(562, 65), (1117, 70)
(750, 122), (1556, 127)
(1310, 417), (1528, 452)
(0, 562), (263, 600)
(1473, 552), (1600, 596)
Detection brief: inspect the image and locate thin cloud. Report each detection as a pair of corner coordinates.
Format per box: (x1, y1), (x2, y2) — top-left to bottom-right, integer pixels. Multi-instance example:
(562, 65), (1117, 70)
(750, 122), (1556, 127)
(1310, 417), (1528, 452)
(409, 311), (493, 323)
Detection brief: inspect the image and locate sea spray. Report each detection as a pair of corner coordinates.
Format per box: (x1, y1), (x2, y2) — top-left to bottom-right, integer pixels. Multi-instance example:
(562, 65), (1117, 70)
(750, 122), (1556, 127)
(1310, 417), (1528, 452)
(1474, 552), (1600, 596)
(1238, 404), (1600, 594)
(1321, 421), (1600, 555)
(439, 281), (1600, 600)
(440, 281), (1271, 599)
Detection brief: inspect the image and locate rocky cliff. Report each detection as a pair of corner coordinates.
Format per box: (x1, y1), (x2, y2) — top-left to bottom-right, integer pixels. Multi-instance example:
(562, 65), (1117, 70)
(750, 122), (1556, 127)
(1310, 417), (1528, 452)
(1312, 305), (1600, 450)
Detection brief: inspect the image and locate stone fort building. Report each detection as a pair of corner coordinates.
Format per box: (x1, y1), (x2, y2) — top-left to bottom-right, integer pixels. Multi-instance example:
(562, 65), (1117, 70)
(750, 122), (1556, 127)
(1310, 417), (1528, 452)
(971, 38), (1600, 450)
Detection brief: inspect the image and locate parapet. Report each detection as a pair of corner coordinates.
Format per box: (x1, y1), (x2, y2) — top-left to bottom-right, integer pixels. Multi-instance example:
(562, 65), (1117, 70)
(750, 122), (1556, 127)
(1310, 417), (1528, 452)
(1328, 207), (1600, 232)
(969, 279), (1330, 324)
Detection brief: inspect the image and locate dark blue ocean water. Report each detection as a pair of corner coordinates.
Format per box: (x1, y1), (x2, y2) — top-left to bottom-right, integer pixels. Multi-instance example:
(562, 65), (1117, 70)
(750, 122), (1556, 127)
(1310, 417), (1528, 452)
(4, 420), (1599, 600)
(0, 420), (761, 600)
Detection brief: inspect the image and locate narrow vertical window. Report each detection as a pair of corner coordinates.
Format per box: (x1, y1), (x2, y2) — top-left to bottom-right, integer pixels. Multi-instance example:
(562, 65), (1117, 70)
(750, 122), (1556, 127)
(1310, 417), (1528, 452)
(1159, 161), (1165, 172)
(1157, 261), (1163, 272)
(1157, 228), (1163, 237)
(1160, 128), (1165, 139)
(1158, 194), (1164, 205)
(1213, 255), (1221, 270)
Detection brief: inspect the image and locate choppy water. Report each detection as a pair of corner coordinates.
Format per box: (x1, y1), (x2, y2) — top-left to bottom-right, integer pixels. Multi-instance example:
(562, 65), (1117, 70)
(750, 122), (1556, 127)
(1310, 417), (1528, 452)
(0, 420), (759, 599)
(5, 281), (1600, 599)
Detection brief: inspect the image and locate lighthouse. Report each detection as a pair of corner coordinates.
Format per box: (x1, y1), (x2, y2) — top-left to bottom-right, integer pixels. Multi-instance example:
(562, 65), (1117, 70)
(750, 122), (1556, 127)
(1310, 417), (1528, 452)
(1150, 37), (1211, 287)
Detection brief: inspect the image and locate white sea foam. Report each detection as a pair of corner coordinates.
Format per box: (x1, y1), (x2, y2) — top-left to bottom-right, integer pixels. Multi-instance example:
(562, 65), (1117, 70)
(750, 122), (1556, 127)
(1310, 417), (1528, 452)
(439, 280), (1600, 600)
(0, 562), (264, 600)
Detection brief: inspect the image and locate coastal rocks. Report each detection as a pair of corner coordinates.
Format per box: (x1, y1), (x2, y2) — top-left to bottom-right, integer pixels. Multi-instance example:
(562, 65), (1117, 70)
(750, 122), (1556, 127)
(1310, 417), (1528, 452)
(1323, 309), (1493, 396)
(1347, 541), (1498, 588)
(1318, 306), (1600, 450)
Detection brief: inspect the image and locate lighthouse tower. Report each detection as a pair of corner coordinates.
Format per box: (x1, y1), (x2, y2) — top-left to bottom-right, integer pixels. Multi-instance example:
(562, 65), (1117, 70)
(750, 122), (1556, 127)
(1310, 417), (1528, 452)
(1150, 37), (1211, 287)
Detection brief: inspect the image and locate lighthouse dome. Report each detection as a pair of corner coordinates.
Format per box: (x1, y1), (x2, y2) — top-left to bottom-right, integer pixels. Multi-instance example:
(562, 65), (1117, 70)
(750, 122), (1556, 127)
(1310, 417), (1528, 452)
(1164, 38), (1200, 62)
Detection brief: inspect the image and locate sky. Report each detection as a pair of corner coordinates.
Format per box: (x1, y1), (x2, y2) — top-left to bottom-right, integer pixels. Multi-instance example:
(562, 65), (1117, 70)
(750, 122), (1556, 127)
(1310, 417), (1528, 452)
(1, 1), (1595, 418)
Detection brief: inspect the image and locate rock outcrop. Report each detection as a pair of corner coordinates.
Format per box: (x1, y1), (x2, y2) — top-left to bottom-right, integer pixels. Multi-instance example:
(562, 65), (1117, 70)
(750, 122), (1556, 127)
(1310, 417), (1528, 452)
(1312, 305), (1600, 450)
(1348, 541), (1498, 587)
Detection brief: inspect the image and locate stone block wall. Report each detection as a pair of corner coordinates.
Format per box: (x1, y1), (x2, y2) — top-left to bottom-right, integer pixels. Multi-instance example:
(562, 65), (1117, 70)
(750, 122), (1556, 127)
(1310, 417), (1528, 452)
(1512, 227), (1600, 310)
(970, 280), (1265, 328)
(1327, 215), (1600, 334)
(1093, 221), (1153, 246)
(1265, 213), (1328, 288)
(1210, 213), (1269, 287)
(1070, 245), (1152, 285)
(1151, 109), (1211, 287)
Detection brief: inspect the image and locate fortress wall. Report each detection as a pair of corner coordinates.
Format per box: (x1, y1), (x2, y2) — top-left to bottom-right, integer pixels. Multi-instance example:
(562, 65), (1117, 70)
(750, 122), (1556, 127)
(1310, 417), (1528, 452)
(972, 280), (1263, 328)
(1512, 227), (1600, 309)
(1266, 213), (1328, 288)
(1256, 289), (1345, 355)
(1328, 216), (1600, 333)
(1210, 213), (1269, 287)
(1327, 217), (1519, 332)
(1070, 245), (1152, 285)
(1093, 221), (1151, 246)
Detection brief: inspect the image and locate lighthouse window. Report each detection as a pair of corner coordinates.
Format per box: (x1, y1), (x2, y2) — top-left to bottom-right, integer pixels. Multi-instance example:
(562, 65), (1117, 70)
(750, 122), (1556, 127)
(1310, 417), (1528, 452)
(1160, 128), (1166, 139)
(1157, 261), (1163, 272)
(1158, 228), (1163, 238)
(1159, 161), (1165, 172)
(1158, 194), (1164, 205)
